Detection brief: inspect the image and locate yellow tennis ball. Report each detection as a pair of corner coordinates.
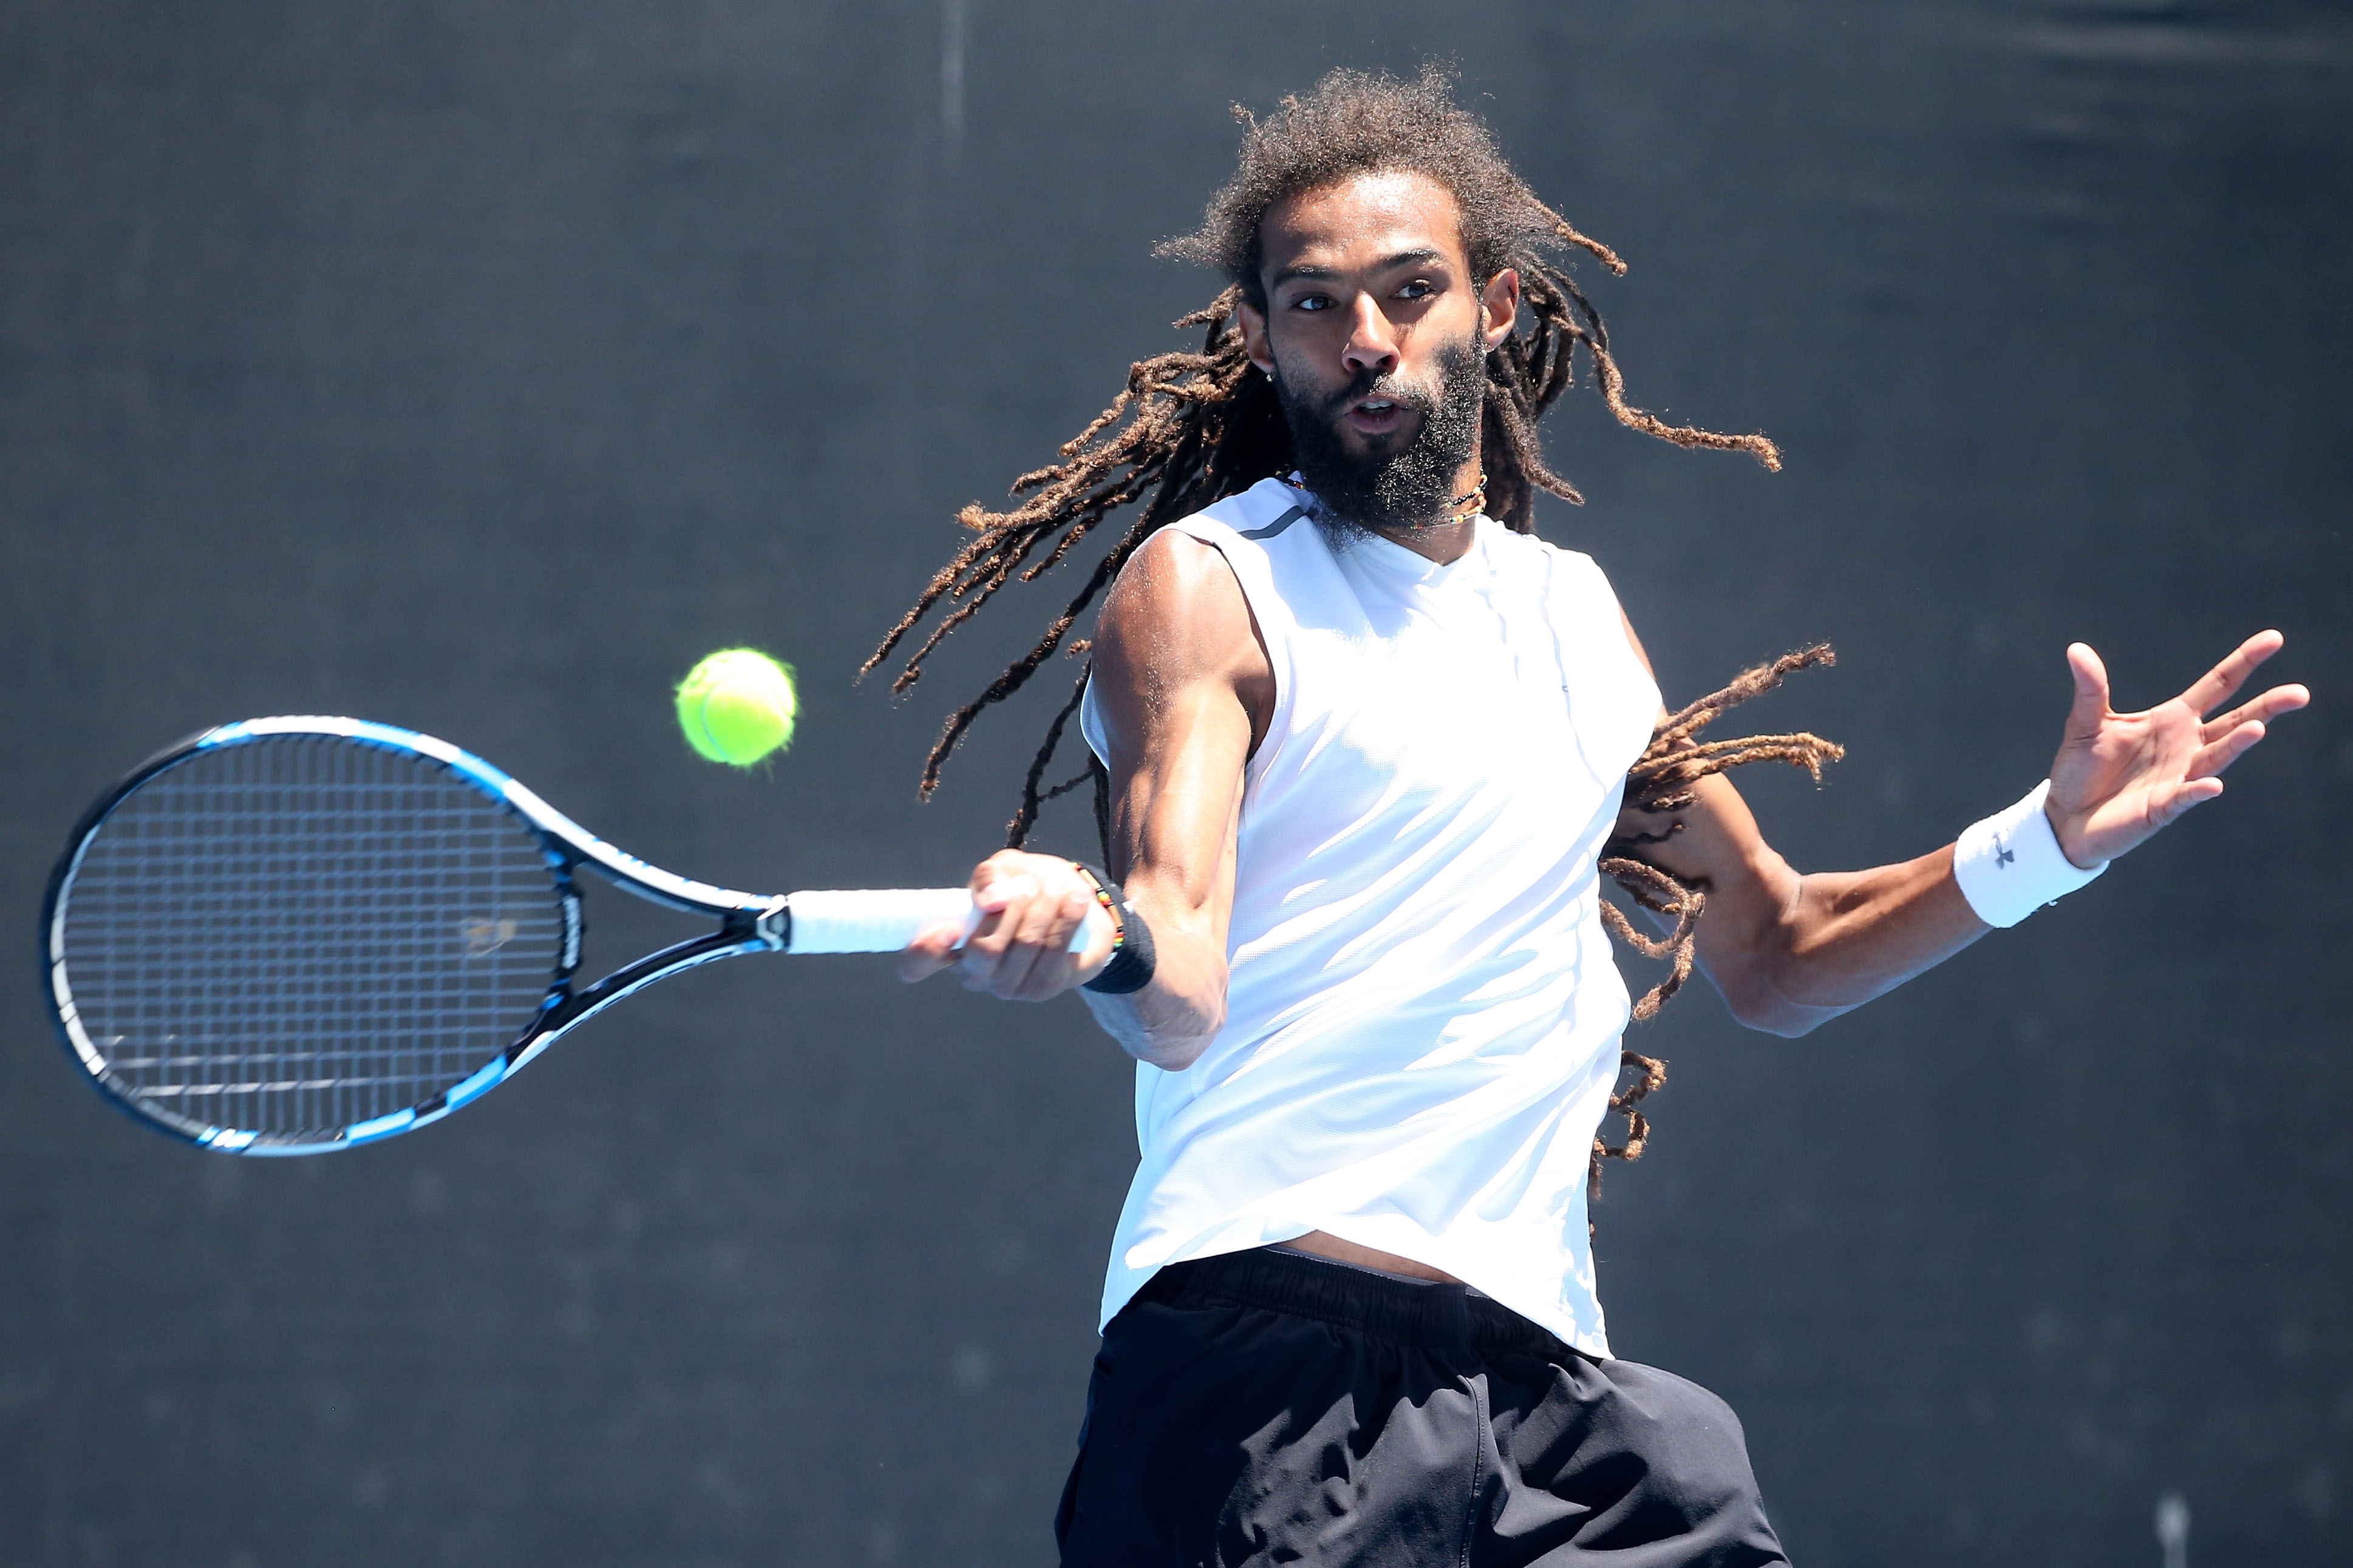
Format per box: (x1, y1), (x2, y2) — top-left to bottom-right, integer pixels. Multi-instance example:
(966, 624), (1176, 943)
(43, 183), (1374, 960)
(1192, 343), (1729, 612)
(676, 648), (797, 767)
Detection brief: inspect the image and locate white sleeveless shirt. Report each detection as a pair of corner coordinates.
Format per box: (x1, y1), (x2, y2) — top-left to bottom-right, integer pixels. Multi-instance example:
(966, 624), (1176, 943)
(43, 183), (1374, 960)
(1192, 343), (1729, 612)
(1078, 476), (1660, 1357)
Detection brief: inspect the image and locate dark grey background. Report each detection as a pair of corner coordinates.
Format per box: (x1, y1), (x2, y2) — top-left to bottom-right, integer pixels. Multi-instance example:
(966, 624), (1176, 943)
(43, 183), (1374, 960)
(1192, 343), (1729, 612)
(2, 2), (2346, 1564)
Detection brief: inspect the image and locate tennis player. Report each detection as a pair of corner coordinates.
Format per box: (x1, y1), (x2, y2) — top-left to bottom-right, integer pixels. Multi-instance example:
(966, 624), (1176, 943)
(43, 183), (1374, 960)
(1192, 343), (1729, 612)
(887, 68), (2306, 1566)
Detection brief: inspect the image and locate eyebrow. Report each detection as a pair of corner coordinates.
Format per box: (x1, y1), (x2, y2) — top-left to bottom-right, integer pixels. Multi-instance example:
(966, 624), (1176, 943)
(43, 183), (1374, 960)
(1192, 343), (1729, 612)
(1269, 246), (1449, 288)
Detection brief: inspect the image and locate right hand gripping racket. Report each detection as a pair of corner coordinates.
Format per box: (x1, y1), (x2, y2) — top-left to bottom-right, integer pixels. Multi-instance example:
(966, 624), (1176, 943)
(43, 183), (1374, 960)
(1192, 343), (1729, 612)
(39, 716), (1106, 1155)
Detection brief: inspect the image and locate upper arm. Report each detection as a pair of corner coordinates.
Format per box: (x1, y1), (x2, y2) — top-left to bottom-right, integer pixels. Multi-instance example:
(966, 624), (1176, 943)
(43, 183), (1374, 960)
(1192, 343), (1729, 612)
(1615, 611), (1990, 1036)
(1614, 609), (1806, 1017)
(1613, 610), (1776, 877)
(1088, 529), (1272, 949)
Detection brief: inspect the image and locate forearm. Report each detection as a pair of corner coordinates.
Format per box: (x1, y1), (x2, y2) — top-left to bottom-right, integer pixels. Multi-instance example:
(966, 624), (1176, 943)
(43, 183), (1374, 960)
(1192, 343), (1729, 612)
(1075, 808), (1239, 1071)
(1078, 918), (1227, 1070)
(1616, 622), (2306, 1037)
(1703, 844), (1990, 1036)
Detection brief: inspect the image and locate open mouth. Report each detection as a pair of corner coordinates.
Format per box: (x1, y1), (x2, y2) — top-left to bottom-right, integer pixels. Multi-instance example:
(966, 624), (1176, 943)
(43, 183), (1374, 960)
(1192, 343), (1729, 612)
(1344, 395), (1412, 435)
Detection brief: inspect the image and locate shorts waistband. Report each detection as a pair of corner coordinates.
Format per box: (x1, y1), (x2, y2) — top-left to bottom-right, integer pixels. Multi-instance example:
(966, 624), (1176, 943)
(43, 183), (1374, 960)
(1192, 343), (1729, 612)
(1134, 1246), (1573, 1359)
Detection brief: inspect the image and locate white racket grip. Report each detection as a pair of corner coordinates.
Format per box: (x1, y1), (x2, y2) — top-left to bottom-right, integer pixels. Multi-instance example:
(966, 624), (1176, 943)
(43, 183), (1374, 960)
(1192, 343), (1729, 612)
(783, 886), (1111, 955)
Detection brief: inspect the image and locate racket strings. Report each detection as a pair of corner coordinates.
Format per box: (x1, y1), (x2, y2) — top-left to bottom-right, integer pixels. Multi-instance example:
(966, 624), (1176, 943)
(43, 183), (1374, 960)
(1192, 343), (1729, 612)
(58, 736), (567, 1138)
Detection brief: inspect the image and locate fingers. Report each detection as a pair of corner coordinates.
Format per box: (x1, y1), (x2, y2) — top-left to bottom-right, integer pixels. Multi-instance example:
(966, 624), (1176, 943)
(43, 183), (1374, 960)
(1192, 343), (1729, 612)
(953, 857), (1095, 1001)
(959, 872), (1042, 992)
(964, 881), (1059, 997)
(2181, 628), (2285, 716)
(894, 919), (970, 983)
(2158, 776), (2227, 821)
(2187, 719), (2270, 781)
(995, 884), (1091, 998)
(2062, 642), (2111, 739)
(2201, 681), (2310, 744)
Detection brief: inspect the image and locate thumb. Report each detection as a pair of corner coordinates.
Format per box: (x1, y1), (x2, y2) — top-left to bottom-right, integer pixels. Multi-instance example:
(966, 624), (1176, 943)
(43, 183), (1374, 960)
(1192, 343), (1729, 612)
(2063, 642), (2110, 742)
(894, 918), (969, 983)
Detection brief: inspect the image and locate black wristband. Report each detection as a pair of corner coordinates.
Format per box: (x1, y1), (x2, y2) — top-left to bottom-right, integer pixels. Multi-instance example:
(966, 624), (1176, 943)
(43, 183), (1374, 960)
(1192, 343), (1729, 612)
(1075, 863), (1158, 996)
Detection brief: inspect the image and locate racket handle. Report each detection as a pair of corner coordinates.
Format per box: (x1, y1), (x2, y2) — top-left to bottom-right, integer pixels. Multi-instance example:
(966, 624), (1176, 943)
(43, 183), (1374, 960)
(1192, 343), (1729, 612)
(783, 886), (1111, 957)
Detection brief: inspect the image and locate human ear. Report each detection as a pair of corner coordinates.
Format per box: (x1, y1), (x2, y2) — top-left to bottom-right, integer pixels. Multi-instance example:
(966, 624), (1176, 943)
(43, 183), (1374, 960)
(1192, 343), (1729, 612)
(1480, 267), (1522, 352)
(1238, 297), (1276, 376)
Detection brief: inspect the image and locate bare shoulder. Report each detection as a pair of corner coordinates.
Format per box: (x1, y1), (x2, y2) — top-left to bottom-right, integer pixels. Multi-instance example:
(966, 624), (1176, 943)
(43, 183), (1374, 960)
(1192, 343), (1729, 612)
(1094, 527), (1272, 748)
(1104, 527), (1244, 624)
(1097, 529), (1258, 679)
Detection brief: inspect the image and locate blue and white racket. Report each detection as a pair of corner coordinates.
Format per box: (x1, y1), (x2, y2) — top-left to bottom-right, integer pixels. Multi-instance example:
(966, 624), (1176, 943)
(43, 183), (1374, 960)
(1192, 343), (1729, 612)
(39, 716), (1105, 1155)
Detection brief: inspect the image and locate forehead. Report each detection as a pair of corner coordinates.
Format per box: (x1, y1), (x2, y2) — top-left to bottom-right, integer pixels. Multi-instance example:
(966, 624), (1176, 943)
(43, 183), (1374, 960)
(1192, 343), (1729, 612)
(1257, 169), (1468, 276)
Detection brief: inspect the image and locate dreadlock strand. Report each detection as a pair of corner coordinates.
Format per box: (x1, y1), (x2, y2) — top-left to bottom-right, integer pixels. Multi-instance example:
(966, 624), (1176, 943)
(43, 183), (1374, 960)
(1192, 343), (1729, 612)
(1538, 203), (1628, 277)
(1006, 667), (1094, 847)
(1639, 735), (1848, 798)
(1629, 934), (1697, 1023)
(868, 501), (1107, 690)
(1589, 1050), (1667, 1203)
(918, 546), (1132, 798)
(870, 339), (1258, 700)
(1513, 266), (1580, 405)
(1483, 388), (1581, 518)
(863, 529), (1022, 680)
(1597, 857), (1702, 939)
(1024, 511), (1122, 580)
(1597, 649), (1843, 1105)
(1556, 274), (1784, 472)
(1596, 860), (1704, 1021)
(923, 411), (1227, 806)
(1652, 646), (1837, 750)
(1041, 767), (1095, 803)
(1597, 897), (1676, 962)
(1516, 283), (1561, 396)
(885, 557), (1046, 696)
(1478, 411), (1531, 529)
(1055, 386), (1139, 459)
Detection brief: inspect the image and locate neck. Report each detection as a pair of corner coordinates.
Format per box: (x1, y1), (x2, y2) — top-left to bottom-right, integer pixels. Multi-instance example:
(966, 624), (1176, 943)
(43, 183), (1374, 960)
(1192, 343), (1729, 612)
(1367, 446), (1485, 564)
(1370, 515), (1477, 564)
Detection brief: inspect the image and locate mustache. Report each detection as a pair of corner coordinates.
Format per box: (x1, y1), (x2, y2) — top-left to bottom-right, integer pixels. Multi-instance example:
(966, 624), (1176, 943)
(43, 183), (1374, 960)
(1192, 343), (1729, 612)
(1315, 365), (1441, 421)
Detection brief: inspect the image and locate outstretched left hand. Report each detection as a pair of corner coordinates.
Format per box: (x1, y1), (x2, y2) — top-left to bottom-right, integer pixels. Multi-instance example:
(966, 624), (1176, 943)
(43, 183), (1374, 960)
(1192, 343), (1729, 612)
(2044, 630), (2309, 868)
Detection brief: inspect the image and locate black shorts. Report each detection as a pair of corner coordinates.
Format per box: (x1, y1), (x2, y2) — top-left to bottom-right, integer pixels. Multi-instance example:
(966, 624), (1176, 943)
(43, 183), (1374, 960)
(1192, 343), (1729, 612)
(1057, 1246), (1789, 1567)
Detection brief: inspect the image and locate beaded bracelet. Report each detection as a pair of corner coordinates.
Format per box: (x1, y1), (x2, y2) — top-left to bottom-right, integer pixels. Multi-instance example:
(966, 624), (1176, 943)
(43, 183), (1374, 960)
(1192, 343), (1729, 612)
(1073, 863), (1159, 996)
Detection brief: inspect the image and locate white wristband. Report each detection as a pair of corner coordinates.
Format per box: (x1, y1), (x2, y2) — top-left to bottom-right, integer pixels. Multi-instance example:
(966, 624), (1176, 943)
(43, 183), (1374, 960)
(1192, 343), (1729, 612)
(1952, 779), (2108, 929)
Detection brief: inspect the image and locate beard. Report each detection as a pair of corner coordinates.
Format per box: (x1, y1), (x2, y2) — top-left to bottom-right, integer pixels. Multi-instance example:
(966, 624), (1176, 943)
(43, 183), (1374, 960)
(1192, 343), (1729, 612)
(1272, 331), (1487, 538)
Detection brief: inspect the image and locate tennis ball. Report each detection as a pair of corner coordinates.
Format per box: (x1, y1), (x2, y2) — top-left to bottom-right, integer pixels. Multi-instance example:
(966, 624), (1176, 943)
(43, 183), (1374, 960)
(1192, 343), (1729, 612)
(676, 648), (798, 767)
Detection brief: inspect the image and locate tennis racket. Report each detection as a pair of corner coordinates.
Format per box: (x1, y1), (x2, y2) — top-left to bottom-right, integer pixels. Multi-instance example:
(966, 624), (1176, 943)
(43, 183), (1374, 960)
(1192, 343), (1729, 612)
(39, 716), (1107, 1155)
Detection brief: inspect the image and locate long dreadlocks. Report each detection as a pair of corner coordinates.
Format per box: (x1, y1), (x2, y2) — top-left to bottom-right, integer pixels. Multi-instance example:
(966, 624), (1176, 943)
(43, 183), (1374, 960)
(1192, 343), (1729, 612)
(866, 65), (1841, 1203)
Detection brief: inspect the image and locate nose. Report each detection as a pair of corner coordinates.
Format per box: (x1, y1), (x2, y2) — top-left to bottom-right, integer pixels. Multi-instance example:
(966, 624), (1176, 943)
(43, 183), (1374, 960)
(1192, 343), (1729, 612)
(1341, 293), (1400, 379)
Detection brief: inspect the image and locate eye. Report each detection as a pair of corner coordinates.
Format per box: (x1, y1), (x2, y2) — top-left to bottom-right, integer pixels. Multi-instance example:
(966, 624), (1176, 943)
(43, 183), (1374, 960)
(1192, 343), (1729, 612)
(1396, 279), (1434, 301)
(1291, 292), (1335, 313)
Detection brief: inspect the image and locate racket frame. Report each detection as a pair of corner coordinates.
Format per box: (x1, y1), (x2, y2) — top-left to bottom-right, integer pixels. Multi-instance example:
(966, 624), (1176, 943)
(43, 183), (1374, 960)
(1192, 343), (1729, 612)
(41, 716), (792, 1156)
